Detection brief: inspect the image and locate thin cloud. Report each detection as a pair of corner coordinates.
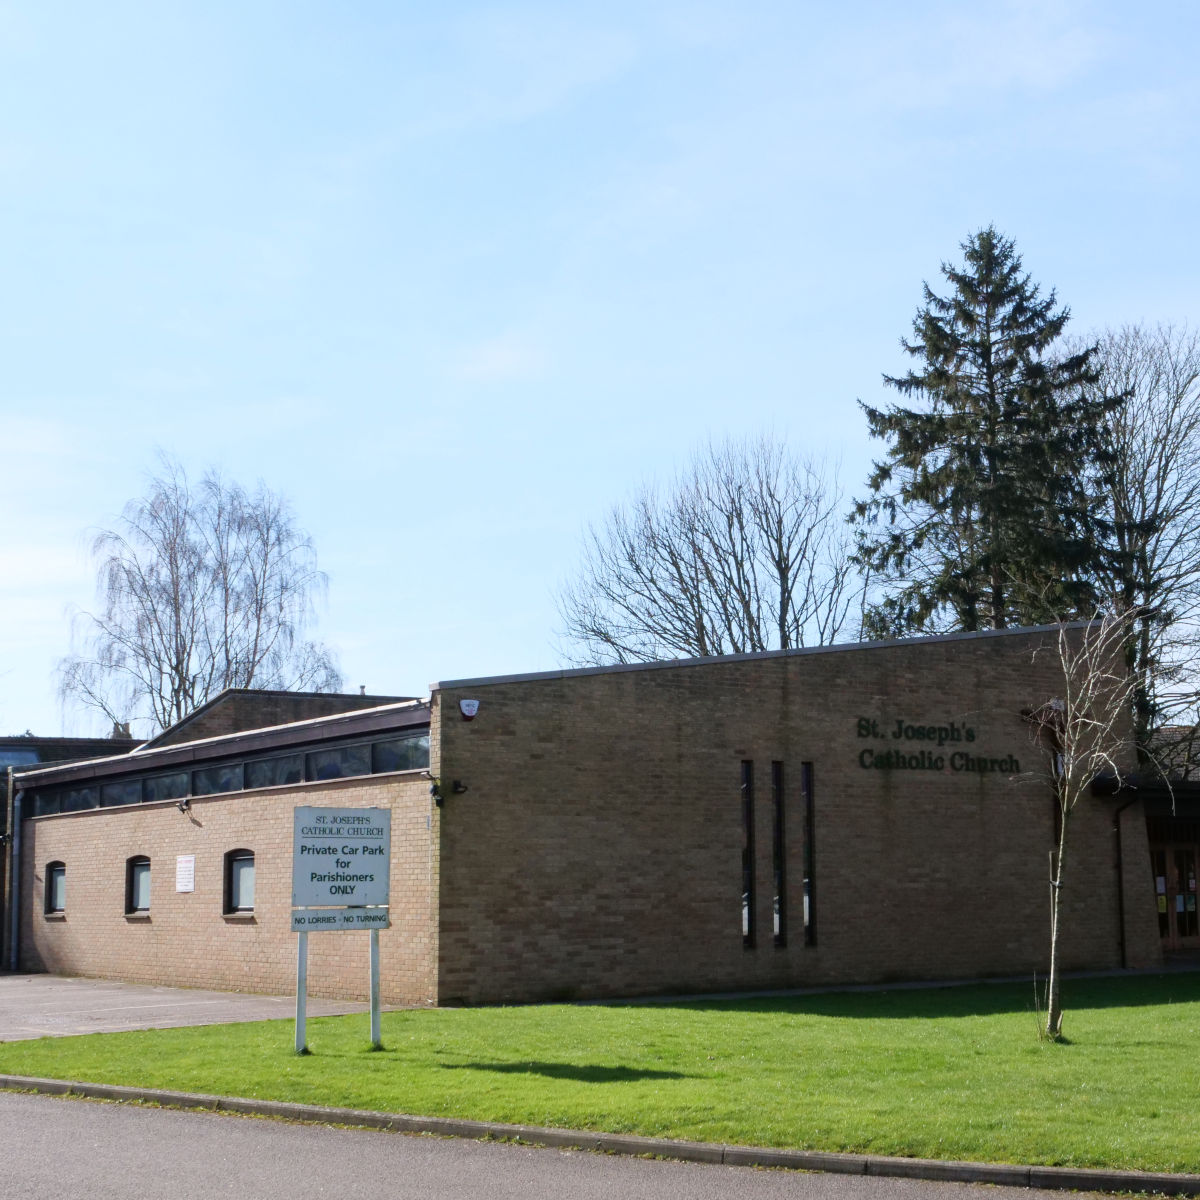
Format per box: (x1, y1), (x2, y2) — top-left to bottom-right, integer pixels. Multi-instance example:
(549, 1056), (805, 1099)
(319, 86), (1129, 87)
(450, 332), (548, 383)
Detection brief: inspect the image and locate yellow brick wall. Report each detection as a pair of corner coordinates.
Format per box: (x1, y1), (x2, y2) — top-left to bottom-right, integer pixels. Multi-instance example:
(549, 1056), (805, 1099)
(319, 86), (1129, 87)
(20, 772), (438, 1006)
(17, 628), (1162, 1007)
(434, 629), (1161, 1003)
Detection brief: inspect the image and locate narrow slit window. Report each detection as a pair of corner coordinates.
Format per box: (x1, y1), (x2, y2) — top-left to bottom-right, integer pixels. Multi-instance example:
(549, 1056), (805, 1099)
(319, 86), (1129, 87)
(225, 849), (255, 913)
(126, 856), (151, 914)
(802, 761), (816, 946)
(742, 760), (756, 948)
(772, 761), (786, 947)
(45, 862), (65, 914)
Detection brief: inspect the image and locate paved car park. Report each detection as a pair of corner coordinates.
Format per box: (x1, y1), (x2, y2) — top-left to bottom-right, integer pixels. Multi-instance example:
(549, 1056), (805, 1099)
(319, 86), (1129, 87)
(0, 973), (366, 1040)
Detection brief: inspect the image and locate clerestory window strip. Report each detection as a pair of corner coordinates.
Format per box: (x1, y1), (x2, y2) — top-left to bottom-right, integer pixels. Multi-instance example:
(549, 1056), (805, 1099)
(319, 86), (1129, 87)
(27, 731), (430, 817)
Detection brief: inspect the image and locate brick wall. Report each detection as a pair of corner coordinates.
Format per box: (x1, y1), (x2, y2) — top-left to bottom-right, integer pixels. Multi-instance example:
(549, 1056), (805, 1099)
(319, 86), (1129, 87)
(150, 692), (413, 747)
(434, 629), (1162, 1004)
(16, 628), (1163, 1008)
(19, 772), (437, 1006)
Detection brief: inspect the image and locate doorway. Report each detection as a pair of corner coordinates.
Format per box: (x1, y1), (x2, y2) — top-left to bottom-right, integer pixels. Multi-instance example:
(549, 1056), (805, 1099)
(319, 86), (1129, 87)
(1149, 840), (1200, 950)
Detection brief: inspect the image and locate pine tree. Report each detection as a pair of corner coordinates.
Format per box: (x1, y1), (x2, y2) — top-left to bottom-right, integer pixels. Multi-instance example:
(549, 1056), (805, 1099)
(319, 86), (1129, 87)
(855, 227), (1120, 635)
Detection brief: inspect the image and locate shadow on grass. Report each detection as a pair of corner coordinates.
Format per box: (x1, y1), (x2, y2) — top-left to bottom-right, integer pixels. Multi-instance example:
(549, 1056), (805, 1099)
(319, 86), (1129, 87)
(443, 1061), (695, 1082)
(633, 971), (1200, 1021)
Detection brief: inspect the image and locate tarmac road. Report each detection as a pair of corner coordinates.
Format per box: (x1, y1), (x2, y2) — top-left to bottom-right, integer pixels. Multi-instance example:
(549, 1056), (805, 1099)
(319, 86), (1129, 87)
(0, 1091), (1122, 1200)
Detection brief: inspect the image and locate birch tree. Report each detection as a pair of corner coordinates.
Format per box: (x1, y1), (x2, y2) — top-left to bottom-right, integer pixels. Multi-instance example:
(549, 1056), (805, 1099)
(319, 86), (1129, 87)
(1027, 614), (1136, 1040)
(60, 458), (341, 735)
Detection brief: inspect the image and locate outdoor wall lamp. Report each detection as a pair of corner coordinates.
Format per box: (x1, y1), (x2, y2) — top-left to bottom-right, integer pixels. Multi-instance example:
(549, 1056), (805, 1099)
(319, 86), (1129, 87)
(428, 779), (469, 805)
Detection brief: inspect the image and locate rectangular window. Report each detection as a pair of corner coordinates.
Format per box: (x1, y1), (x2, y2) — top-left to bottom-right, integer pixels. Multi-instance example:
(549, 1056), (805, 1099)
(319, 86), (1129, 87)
(127, 859), (151, 914)
(100, 779), (141, 808)
(742, 760), (756, 948)
(772, 761), (786, 947)
(32, 791), (63, 817)
(192, 762), (245, 796)
(372, 734), (430, 773)
(226, 851), (255, 913)
(245, 754), (304, 790)
(60, 786), (97, 813)
(307, 743), (371, 781)
(143, 772), (190, 803)
(802, 761), (816, 947)
(45, 863), (65, 914)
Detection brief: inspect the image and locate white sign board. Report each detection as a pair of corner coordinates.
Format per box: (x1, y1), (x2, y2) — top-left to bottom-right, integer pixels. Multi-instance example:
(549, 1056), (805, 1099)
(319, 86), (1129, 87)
(175, 855), (195, 893)
(292, 806), (391, 911)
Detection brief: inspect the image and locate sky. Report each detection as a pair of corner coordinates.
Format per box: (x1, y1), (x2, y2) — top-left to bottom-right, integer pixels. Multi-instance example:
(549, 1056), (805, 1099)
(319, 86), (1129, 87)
(2, 0), (1198, 737)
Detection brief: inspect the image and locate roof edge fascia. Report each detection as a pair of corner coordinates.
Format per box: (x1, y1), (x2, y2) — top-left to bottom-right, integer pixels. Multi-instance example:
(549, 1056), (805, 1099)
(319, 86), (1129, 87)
(432, 621), (1096, 692)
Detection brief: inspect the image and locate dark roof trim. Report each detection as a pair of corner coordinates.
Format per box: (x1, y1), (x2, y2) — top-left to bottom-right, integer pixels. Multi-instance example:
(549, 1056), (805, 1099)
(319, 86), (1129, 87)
(0, 736), (140, 750)
(433, 621), (1094, 692)
(14, 700), (431, 789)
(1092, 775), (1200, 804)
(139, 687), (417, 750)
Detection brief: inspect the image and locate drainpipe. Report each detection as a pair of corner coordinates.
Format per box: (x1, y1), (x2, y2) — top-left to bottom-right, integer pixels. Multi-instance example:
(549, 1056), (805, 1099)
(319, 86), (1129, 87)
(1113, 792), (1141, 970)
(2, 767), (11, 970)
(7, 782), (20, 972)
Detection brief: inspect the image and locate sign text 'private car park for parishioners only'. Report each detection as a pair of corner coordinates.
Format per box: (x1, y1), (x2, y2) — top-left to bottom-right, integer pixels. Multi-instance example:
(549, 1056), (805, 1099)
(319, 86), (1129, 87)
(291, 807), (391, 930)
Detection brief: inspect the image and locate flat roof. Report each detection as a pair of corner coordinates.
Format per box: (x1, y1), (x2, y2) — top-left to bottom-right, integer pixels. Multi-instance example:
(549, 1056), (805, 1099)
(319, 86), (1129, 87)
(433, 621), (1093, 691)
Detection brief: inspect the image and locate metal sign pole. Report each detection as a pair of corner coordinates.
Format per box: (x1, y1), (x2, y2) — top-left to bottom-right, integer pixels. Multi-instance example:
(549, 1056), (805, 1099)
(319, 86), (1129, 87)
(295, 930), (308, 1054)
(369, 926), (381, 1049)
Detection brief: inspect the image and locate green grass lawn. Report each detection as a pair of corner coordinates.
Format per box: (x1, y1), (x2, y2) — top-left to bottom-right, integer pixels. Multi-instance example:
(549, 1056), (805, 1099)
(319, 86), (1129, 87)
(0, 973), (1198, 1173)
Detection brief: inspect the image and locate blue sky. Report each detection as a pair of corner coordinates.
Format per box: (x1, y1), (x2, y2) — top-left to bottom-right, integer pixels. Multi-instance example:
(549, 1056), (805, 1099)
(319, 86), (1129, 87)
(2, 0), (1198, 735)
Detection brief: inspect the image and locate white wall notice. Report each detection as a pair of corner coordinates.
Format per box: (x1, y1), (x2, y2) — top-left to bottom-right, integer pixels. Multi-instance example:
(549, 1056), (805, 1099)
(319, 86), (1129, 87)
(176, 855), (195, 893)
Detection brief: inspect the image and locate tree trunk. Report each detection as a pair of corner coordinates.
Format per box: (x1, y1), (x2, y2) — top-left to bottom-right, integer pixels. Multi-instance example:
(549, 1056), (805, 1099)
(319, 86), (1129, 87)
(1046, 808), (1069, 1040)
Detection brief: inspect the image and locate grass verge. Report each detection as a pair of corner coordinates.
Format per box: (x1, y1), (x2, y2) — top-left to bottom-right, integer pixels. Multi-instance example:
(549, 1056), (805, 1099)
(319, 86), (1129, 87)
(0, 973), (1197, 1172)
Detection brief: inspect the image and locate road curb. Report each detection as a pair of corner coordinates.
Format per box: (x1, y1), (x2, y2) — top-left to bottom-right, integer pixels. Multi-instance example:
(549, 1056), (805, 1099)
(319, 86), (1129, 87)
(3, 1073), (1198, 1195)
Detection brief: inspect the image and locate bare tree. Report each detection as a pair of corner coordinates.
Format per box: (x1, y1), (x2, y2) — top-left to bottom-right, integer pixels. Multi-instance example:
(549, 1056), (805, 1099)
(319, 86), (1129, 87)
(1087, 324), (1200, 769)
(60, 458), (342, 735)
(1026, 614), (1137, 1040)
(557, 437), (865, 665)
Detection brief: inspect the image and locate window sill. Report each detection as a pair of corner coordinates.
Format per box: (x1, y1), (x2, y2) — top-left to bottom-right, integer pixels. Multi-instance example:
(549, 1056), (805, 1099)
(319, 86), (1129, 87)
(43, 912), (66, 922)
(222, 912), (256, 923)
(124, 912), (151, 922)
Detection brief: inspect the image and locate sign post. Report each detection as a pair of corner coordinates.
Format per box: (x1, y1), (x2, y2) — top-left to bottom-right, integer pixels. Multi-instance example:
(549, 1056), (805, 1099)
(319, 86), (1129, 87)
(291, 806), (391, 1051)
(369, 928), (381, 1048)
(295, 931), (308, 1054)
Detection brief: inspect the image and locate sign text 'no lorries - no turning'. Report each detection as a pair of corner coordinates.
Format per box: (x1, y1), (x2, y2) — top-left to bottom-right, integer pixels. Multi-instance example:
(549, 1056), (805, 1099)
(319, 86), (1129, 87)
(292, 806), (390, 931)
